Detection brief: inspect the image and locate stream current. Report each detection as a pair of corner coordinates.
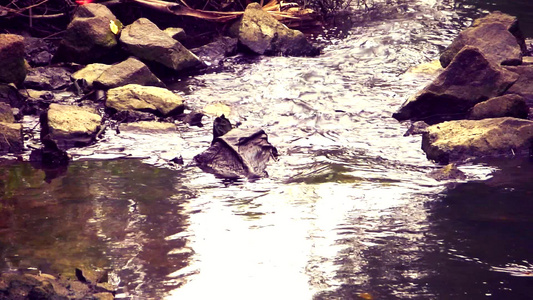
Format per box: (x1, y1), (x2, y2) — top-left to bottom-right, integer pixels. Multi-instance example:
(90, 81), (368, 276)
(1, 0), (533, 299)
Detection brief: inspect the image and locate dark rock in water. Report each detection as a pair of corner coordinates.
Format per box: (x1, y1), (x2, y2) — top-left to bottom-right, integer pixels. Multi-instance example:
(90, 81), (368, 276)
(427, 163), (466, 181)
(238, 3), (319, 56)
(213, 114), (232, 140)
(504, 65), (533, 105)
(469, 94), (528, 120)
(178, 112), (204, 127)
(421, 117), (533, 163)
(29, 139), (69, 182)
(403, 121), (429, 136)
(24, 37), (56, 67)
(194, 128), (278, 179)
(440, 12), (524, 68)
(393, 46), (518, 124)
(24, 66), (73, 90)
(192, 37), (238, 69)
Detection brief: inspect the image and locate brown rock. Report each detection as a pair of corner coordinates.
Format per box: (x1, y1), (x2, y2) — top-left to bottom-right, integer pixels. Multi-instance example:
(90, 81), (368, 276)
(0, 122), (23, 154)
(469, 94), (528, 120)
(0, 34), (27, 85)
(422, 117), (533, 163)
(393, 46), (519, 124)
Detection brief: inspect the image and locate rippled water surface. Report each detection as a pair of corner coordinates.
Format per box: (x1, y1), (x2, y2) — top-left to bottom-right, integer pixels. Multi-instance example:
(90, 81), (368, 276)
(2, 0), (533, 299)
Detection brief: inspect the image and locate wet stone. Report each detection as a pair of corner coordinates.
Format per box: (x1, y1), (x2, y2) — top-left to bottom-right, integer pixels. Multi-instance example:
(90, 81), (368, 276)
(24, 66), (73, 90)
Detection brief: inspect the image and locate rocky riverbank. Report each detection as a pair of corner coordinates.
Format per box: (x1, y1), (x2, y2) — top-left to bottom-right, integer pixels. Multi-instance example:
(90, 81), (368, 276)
(394, 11), (533, 164)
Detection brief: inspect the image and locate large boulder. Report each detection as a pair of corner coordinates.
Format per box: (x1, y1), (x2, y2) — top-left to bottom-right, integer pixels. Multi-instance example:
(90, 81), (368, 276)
(93, 57), (164, 89)
(24, 66), (72, 90)
(41, 103), (102, 149)
(0, 122), (23, 154)
(54, 5), (118, 64)
(471, 11), (528, 55)
(72, 2), (117, 20)
(393, 46), (519, 124)
(238, 3), (318, 56)
(106, 84), (184, 116)
(468, 94), (528, 120)
(421, 117), (533, 163)
(0, 34), (27, 85)
(194, 127), (278, 179)
(440, 12), (525, 68)
(504, 65), (533, 105)
(120, 18), (201, 71)
(440, 22), (522, 68)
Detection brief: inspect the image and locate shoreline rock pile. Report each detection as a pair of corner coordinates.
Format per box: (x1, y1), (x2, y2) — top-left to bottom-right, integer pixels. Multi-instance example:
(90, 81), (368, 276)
(0, 2), (310, 176)
(394, 11), (533, 164)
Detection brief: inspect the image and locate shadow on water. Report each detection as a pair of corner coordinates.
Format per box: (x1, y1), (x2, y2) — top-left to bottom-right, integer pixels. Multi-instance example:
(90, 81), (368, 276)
(0, 159), (195, 298)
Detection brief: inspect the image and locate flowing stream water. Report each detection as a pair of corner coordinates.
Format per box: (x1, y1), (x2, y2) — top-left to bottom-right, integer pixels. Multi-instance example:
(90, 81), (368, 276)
(1, 0), (533, 299)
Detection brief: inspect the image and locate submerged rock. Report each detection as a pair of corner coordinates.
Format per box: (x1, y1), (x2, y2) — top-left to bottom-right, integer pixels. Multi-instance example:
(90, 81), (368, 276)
(29, 139), (69, 170)
(238, 3), (318, 56)
(421, 117), (533, 163)
(192, 37), (238, 69)
(0, 122), (23, 154)
(54, 4), (118, 64)
(41, 103), (102, 149)
(106, 84), (184, 117)
(194, 127), (278, 179)
(0, 34), (27, 86)
(120, 18), (201, 71)
(440, 12), (524, 67)
(119, 121), (176, 133)
(393, 46), (518, 124)
(427, 163), (466, 181)
(94, 57), (164, 89)
(469, 94), (528, 120)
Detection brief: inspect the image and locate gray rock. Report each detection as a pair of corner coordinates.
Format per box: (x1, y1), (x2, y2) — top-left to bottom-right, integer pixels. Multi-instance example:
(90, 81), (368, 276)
(469, 94), (528, 120)
(504, 65), (533, 105)
(24, 66), (72, 90)
(93, 57), (164, 89)
(421, 117), (533, 163)
(471, 11), (528, 55)
(440, 22), (522, 68)
(192, 37), (238, 68)
(0, 122), (23, 153)
(0, 34), (27, 85)
(393, 46), (519, 124)
(24, 37), (55, 67)
(54, 15), (118, 64)
(106, 84), (184, 116)
(72, 3), (117, 20)
(120, 18), (201, 71)
(238, 3), (318, 56)
(71, 63), (112, 89)
(42, 103), (102, 149)
(194, 127), (278, 179)
(164, 27), (186, 41)
(0, 102), (14, 123)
